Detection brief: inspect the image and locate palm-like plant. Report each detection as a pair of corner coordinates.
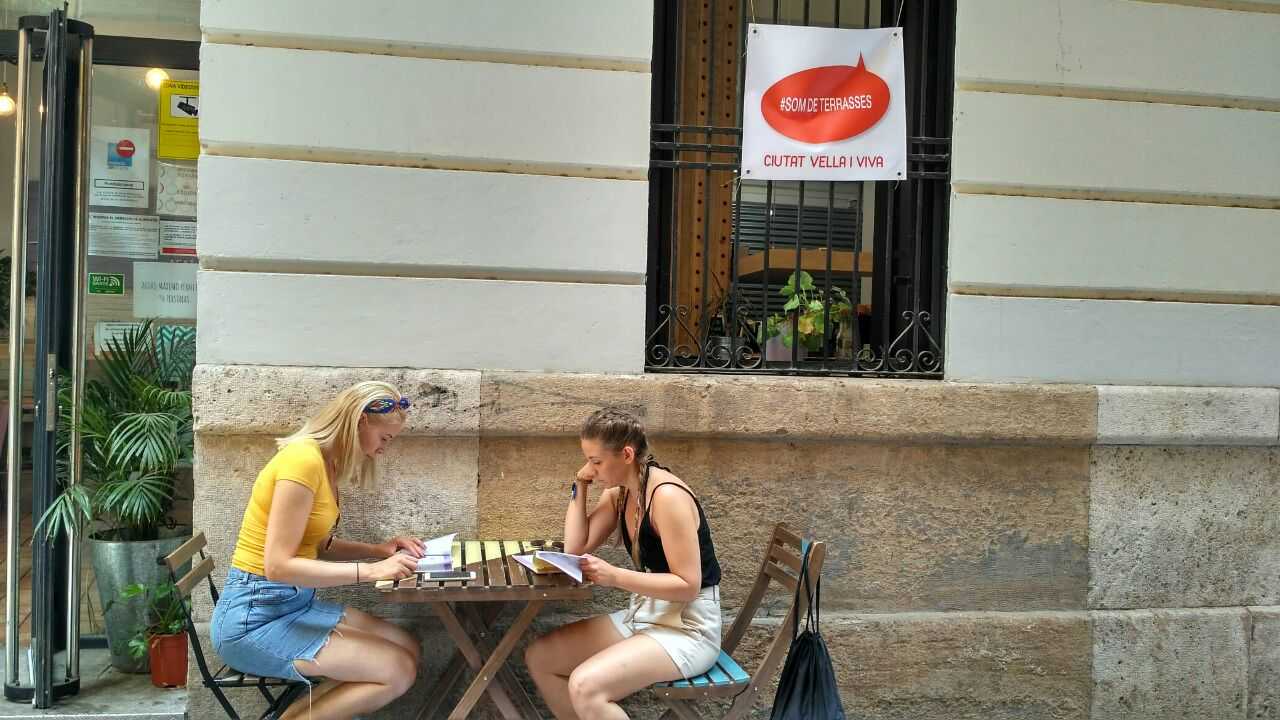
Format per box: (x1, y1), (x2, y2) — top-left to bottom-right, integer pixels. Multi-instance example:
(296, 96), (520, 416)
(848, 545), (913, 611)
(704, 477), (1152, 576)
(39, 320), (195, 542)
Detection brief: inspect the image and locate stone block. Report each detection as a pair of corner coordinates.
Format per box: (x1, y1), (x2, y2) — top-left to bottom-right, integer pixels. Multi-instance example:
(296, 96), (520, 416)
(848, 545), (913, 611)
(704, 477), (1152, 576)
(1250, 606), (1280, 720)
(479, 371), (1098, 445)
(1091, 608), (1249, 720)
(193, 365), (480, 437)
(1097, 386), (1279, 446)
(1089, 446), (1280, 609)
(478, 436), (1090, 613)
(812, 610), (1090, 720)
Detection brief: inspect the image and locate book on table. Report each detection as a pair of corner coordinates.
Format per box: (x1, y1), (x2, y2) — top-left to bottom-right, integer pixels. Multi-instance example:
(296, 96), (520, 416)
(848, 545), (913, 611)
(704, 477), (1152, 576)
(513, 551), (585, 583)
(415, 532), (456, 573)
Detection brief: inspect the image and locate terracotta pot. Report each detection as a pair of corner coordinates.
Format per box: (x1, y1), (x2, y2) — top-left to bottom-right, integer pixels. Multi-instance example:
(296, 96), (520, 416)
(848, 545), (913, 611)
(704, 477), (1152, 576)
(148, 633), (188, 688)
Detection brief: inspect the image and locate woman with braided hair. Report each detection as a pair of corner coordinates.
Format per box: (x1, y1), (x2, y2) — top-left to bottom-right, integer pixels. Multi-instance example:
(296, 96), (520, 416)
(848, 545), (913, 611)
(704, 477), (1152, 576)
(525, 407), (723, 719)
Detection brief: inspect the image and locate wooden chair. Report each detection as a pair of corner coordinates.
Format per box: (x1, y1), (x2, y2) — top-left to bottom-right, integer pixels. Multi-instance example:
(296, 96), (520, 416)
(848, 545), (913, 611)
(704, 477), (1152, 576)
(652, 523), (826, 720)
(161, 532), (313, 720)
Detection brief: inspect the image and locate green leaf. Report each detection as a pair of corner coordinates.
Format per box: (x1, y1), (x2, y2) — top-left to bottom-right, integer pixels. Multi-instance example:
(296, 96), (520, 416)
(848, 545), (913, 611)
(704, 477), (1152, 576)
(95, 470), (172, 530)
(782, 296), (801, 312)
(47, 317), (194, 538)
(119, 584), (146, 600)
(797, 271), (815, 291)
(127, 635), (148, 660)
(35, 487), (92, 540)
(108, 413), (180, 472)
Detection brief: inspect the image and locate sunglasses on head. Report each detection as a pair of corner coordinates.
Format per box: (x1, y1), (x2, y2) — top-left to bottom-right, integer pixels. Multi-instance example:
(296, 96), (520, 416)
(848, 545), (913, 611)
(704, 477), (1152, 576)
(364, 397), (411, 414)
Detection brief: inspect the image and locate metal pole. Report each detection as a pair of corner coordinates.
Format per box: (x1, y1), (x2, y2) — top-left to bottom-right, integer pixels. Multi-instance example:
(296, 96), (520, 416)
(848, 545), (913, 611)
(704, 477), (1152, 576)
(33, 10), (69, 706)
(65, 32), (93, 684)
(6, 25), (32, 689)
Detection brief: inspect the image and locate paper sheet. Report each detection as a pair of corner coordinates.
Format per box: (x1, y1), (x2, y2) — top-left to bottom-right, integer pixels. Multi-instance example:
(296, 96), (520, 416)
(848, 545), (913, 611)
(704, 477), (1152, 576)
(514, 551), (585, 583)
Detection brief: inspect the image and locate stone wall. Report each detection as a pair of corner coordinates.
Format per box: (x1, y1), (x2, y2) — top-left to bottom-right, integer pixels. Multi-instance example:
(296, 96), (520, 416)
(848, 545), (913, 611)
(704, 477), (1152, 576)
(188, 370), (1279, 719)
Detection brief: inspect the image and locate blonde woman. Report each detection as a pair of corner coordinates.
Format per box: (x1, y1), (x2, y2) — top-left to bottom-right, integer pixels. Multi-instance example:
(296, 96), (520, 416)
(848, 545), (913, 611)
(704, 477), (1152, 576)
(525, 408), (723, 719)
(210, 381), (422, 720)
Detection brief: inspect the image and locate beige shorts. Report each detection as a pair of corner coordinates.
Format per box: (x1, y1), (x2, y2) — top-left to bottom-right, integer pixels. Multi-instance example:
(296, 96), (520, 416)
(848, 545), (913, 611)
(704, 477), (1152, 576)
(608, 585), (722, 679)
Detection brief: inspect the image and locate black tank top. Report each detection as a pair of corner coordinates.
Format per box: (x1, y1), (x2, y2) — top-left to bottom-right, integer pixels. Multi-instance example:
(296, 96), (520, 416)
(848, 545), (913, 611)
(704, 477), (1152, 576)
(620, 463), (722, 588)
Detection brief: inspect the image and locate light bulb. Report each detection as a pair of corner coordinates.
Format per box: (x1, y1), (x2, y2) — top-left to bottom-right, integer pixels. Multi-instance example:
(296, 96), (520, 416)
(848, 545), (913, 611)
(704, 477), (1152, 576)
(0, 91), (14, 117)
(145, 67), (170, 91)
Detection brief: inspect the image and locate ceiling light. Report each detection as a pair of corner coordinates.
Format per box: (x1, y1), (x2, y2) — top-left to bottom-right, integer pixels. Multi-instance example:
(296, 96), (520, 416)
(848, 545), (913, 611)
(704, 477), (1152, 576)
(145, 67), (170, 91)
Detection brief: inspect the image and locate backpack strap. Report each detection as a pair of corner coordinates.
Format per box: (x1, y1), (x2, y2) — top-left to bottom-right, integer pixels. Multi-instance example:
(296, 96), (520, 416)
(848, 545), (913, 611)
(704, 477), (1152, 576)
(791, 541), (822, 641)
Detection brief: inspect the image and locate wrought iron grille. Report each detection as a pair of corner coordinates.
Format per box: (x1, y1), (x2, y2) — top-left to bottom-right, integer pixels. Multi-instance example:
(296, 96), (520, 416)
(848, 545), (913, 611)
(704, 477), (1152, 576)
(646, 0), (954, 377)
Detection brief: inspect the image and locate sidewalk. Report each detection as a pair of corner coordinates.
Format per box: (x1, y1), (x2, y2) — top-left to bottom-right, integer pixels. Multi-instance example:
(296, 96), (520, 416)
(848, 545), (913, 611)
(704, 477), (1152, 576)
(0, 647), (185, 719)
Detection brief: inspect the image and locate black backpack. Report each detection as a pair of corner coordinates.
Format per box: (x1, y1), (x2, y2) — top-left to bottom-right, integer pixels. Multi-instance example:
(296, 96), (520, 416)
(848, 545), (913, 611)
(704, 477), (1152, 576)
(769, 543), (846, 720)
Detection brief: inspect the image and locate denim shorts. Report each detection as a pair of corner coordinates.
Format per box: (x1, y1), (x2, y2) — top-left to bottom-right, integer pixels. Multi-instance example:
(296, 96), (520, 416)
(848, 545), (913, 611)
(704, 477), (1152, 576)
(209, 567), (344, 683)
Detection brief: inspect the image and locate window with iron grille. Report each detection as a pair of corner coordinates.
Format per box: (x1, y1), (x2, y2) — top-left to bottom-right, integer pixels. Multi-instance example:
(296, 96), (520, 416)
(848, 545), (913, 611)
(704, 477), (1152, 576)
(646, 0), (954, 377)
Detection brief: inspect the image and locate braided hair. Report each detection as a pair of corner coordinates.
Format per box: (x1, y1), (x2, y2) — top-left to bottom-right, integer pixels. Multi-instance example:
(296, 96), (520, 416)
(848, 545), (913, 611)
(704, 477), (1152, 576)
(580, 407), (655, 567)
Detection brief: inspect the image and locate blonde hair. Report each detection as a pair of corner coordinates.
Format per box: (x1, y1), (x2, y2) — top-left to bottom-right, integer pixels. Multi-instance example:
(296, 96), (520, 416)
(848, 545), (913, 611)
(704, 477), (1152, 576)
(278, 381), (408, 487)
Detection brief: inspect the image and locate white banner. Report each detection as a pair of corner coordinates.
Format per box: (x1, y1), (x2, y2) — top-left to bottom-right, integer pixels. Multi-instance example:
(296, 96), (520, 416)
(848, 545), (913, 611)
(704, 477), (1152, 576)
(741, 24), (906, 181)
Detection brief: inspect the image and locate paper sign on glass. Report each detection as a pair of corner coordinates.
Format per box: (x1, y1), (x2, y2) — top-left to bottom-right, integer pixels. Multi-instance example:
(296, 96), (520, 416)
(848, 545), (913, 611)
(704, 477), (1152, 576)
(89, 126), (151, 208)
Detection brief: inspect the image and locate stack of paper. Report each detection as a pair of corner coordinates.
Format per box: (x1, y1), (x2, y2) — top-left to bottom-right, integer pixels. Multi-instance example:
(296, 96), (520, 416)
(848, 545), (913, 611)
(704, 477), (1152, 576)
(415, 533), (456, 574)
(514, 551), (585, 583)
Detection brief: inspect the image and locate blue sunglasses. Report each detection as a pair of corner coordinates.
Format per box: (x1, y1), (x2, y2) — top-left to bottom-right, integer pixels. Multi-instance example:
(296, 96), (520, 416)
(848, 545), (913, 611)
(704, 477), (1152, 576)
(364, 397), (410, 414)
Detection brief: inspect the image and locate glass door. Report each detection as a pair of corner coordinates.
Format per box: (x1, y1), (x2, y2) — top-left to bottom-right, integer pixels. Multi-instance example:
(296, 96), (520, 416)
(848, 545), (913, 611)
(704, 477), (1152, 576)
(1, 5), (197, 707)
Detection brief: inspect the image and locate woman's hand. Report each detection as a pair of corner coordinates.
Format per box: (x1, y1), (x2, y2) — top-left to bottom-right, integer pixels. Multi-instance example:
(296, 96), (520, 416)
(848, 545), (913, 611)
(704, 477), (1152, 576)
(575, 463), (595, 488)
(579, 555), (620, 587)
(362, 554), (419, 583)
(381, 535), (426, 558)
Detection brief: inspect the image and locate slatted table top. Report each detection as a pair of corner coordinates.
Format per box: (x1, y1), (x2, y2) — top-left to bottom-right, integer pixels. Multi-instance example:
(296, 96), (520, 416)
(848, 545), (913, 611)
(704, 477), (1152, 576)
(374, 539), (592, 602)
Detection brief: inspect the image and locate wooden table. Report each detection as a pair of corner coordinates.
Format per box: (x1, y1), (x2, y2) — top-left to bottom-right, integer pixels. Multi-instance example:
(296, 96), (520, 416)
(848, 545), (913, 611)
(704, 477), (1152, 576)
(376, 539), (592, 720)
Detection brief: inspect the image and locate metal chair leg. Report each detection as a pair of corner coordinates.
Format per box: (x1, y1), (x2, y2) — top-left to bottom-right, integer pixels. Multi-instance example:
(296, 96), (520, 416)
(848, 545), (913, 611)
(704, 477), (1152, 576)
(258, 682), (308, 720)
(205, 682), (241, 720)
(257, 682), (276, 704)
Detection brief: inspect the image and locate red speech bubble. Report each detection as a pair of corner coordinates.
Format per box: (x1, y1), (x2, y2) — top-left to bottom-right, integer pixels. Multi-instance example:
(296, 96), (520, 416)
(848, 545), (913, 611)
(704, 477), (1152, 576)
(761, 55), (890, 144)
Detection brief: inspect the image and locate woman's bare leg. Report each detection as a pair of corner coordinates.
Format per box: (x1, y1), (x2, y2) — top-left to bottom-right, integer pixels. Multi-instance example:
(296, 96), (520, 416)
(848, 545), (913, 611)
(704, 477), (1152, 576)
(568, 634), (682, 720)
(279, 627), (417, 720)
(525, 615), (626, 720)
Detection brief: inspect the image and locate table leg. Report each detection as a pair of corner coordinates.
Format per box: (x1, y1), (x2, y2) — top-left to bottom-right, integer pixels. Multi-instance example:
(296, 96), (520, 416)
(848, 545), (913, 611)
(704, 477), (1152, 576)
(415, 603), (507, 720)
(458, 604), (542, 719)
(449, 601), (544, 720)
(429, 602), (524, 720)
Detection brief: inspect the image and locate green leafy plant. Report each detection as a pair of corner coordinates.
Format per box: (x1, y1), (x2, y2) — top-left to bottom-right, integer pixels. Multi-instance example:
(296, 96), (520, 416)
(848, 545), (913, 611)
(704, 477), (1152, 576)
(756, 271), (852, 352)
(37, 320), (195, 542)
(112, 581), (188, 659)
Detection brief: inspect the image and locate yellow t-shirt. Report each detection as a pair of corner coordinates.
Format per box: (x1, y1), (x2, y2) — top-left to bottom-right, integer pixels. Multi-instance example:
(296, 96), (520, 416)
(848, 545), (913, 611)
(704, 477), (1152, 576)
(230, 440), (339, 576)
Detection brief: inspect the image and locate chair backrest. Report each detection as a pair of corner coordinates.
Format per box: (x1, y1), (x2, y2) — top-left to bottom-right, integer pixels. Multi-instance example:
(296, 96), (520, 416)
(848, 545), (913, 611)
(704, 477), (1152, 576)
(160, 532), (223, 685)
(722, 523), (826, 688)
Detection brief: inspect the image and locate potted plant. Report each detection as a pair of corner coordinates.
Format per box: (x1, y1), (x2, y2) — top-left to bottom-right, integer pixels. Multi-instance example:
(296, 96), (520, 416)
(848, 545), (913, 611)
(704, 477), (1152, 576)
(114, 581), (189, 688)
(701, 287), (746, 367)
(757, 271), (852, 362)
(38, 320), (195, 672)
